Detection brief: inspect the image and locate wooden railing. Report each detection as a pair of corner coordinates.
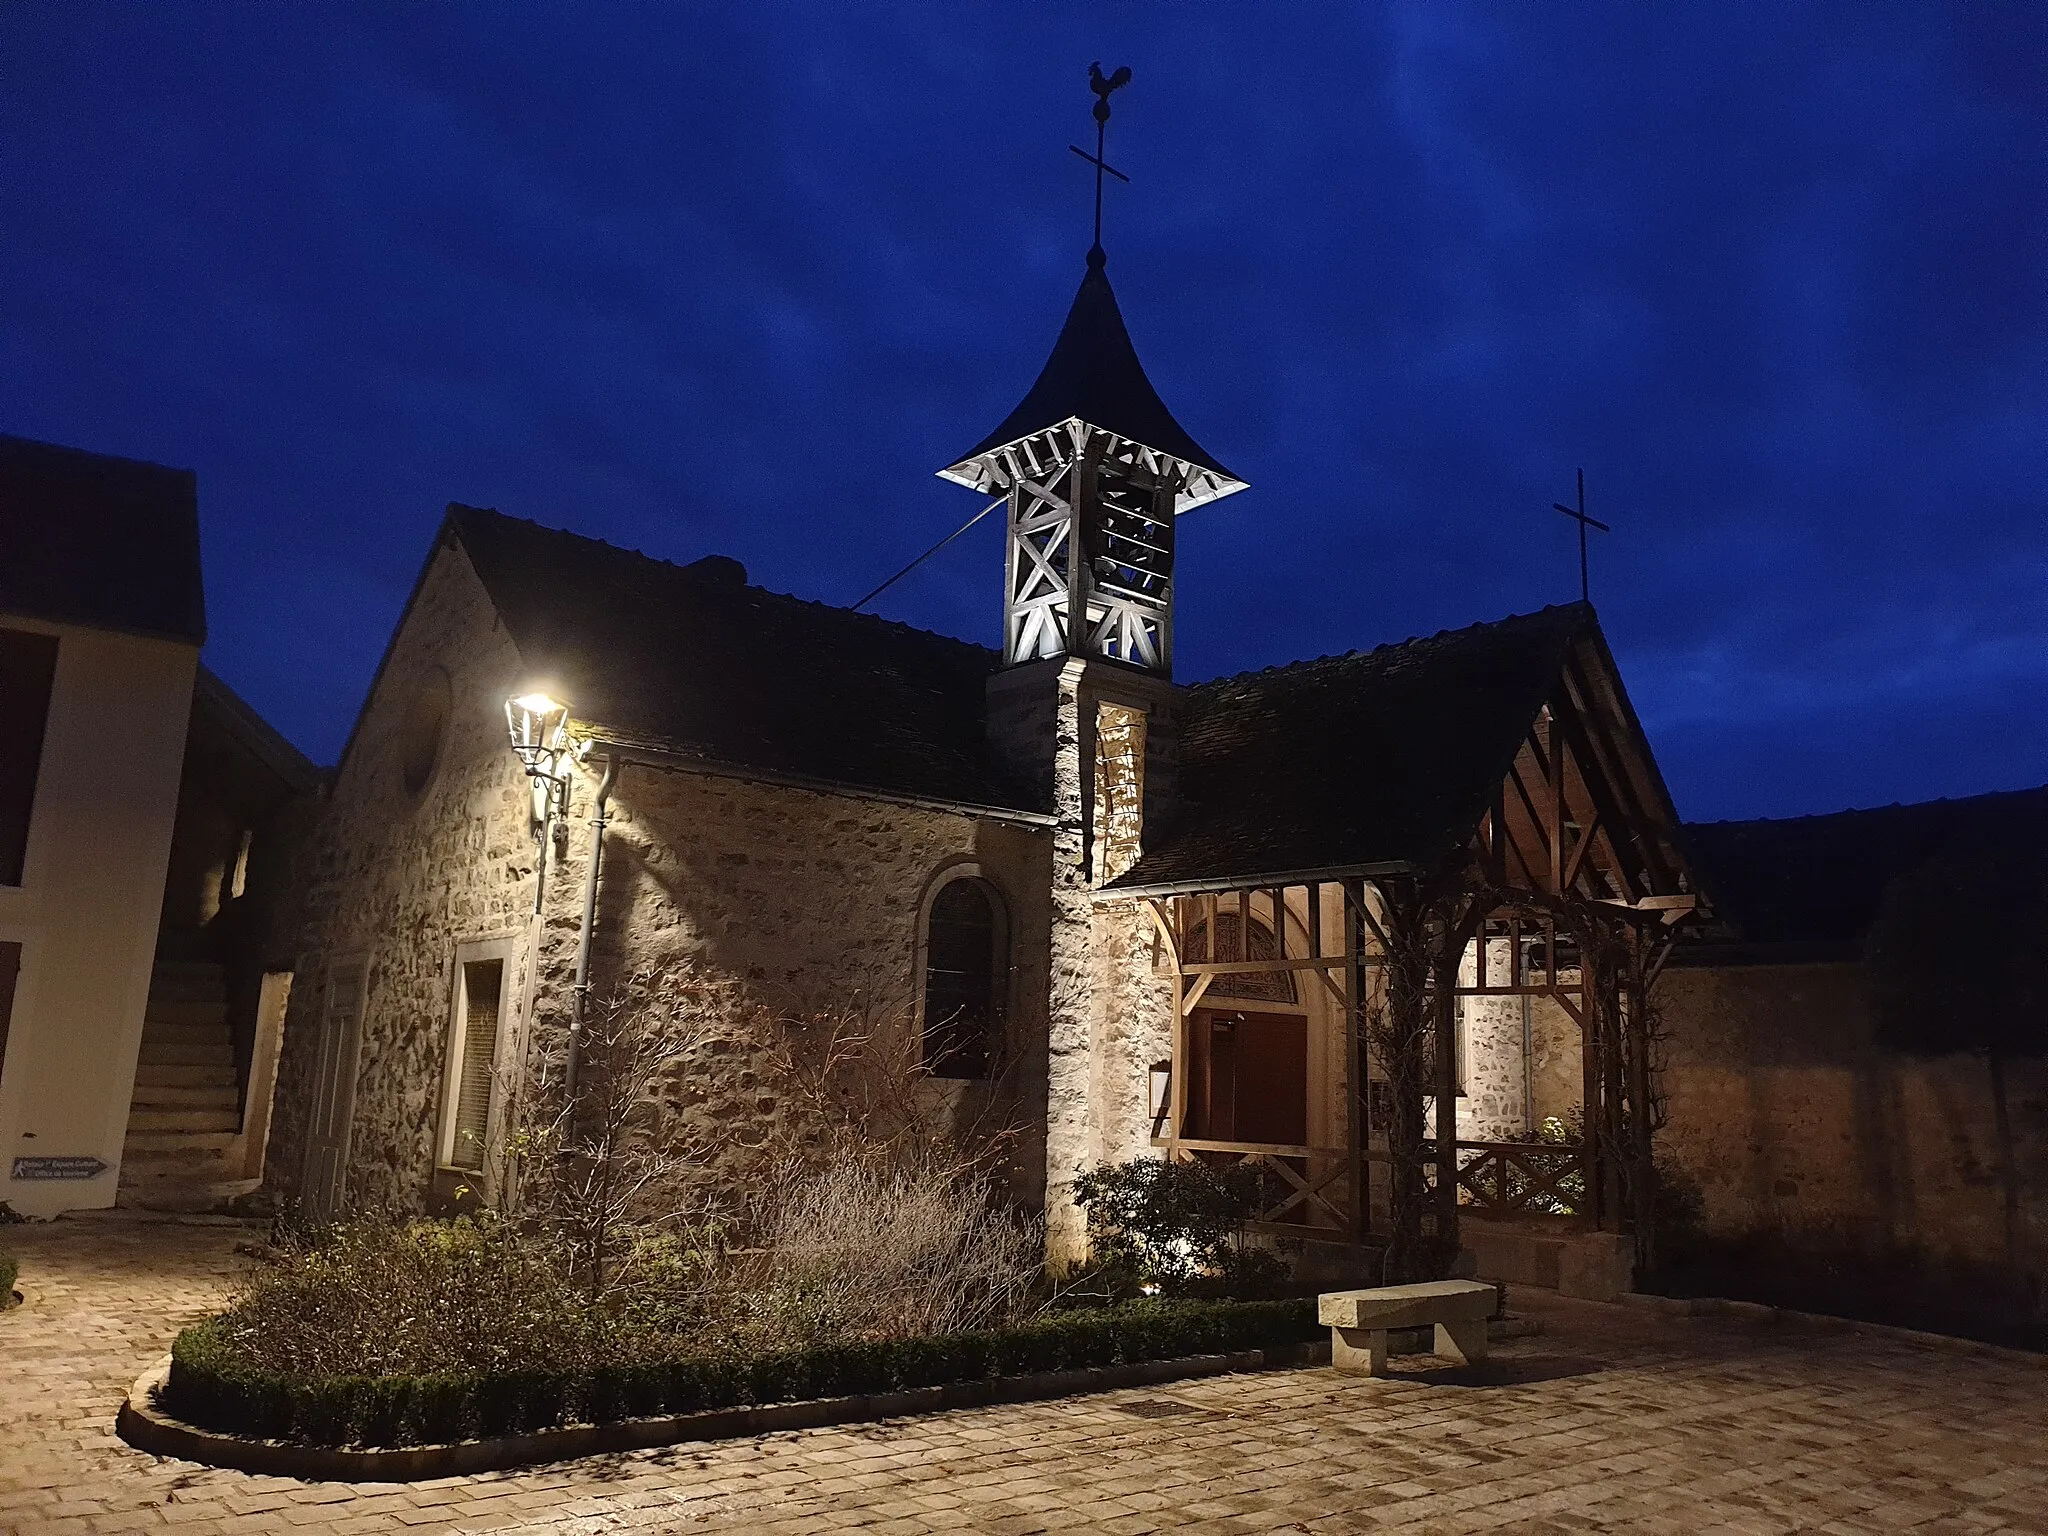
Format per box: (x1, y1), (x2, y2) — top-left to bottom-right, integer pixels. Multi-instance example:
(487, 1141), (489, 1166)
(1165, 1138), (1352, 1231)
(1454, 1140), (1586, 1218)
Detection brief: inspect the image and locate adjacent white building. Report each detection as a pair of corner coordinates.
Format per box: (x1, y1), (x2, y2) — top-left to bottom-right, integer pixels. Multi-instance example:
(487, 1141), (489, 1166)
(0, 435), (206, 1217)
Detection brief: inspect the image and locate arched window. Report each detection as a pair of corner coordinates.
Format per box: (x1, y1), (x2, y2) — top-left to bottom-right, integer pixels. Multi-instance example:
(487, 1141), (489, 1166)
(922, 876), (1002, 1078)
(1186, 911), (1297, 1004)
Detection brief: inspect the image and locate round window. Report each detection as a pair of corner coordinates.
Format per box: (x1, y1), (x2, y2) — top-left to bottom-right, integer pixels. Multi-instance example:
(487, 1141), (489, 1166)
(400, 669), (452, 795)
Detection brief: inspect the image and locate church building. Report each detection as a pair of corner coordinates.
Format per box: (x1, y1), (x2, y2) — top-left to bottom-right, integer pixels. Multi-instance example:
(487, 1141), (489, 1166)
(267, 225), (1702, 1289)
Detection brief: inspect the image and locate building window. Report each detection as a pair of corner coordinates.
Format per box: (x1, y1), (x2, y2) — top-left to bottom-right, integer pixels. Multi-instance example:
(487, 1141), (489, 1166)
(441, 958), (505, 1173)
(922, 877), (1002, 1079)
(0, 628), (59, 887)
(1185, 911), (1297, 1004)
(1092, 702), (1146, 884)
(400, 669), (451, 797)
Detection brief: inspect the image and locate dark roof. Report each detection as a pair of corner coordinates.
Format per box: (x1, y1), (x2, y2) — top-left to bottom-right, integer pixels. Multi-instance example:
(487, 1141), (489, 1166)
(1109, 605), (1593, 891)
(952, 252), (1237, 480)
(0, 434), (205, 644)
(1679, 786), (2048, 960)
(448, 507), (1042, 815)
(194, 666), (323, 792)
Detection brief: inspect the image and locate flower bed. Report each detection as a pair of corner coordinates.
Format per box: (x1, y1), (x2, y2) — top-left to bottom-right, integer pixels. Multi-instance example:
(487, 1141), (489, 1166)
(165, 1296), (1320, 1448)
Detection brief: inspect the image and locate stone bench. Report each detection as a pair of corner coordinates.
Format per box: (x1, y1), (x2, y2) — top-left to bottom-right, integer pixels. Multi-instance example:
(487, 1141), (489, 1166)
(1318, 1280), (1498, 1376)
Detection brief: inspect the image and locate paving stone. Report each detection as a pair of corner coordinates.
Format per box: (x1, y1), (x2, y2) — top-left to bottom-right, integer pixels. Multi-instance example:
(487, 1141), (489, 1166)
(5, 1217), (2048, 1533)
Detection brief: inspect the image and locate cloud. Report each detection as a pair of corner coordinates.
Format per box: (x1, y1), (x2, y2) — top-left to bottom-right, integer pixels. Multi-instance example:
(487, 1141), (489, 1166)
(0, 1), (2041, 819)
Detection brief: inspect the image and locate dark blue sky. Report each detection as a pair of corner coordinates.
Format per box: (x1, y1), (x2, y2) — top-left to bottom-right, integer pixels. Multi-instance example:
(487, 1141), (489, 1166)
(3, 4), (2043, 822)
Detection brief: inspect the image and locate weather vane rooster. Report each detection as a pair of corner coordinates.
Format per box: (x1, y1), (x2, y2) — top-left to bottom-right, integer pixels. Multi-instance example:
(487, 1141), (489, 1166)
(1073, 62), (1134, 255)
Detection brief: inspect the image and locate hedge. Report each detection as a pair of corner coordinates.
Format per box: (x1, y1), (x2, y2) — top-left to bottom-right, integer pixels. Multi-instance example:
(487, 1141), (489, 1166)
(164, 1296), (1320, 1448)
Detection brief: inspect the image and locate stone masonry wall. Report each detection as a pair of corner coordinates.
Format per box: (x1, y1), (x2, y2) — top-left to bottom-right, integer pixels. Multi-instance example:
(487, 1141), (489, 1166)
(986, 657), (1181, 1265)
(273, 537), (1056, 1219)
(557, 759), (1054, 1208)
(268, 539), (540, 1214)
(1659, 961), (2048, 1276)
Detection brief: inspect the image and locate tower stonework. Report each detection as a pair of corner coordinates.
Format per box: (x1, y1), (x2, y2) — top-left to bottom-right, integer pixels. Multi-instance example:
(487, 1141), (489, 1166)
(947, 249), (1242, 1261)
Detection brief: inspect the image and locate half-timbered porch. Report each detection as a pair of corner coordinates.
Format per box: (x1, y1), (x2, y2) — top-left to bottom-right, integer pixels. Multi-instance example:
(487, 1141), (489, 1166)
(1100, 603), (1705, 1278)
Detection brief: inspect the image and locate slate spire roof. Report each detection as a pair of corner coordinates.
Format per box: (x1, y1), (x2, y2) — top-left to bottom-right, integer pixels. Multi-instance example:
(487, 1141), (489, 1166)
(948, 250), (1238, 483)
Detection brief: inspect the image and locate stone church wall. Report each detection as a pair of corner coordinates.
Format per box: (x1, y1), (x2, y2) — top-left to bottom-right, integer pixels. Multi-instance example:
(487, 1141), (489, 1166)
(557, 761), (1054, 1209)
(1658, 960), (2048, 1280)
(268, 540), (541, 1215)
(271, 538), (1056, 1220)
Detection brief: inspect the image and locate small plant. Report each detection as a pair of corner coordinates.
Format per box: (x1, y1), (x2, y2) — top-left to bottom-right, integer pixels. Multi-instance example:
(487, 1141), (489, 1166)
(1493, 1111), (1588, 1216)
(0, 1251), (17, 1303)
(1071, 1157), (1288, 1298)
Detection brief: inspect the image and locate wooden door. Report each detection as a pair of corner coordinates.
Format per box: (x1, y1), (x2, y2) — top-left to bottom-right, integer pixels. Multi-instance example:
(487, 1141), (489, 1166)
(299, 959), (366, 1224)
(1187, 1007), (1308, 1146)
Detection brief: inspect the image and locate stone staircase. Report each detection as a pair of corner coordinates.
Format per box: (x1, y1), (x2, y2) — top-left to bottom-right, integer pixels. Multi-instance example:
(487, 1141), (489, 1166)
(120, 961), (259, 1211)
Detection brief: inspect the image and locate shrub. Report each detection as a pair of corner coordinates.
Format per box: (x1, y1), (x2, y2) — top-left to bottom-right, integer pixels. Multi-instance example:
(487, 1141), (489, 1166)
(0, 1252), (16, 1300)
(212, 1214), (630, 1380)
(749, 1159), (1044, 1344)
(1071, 1157), (1287, 1297)
(163, 1295), (1320, 1447)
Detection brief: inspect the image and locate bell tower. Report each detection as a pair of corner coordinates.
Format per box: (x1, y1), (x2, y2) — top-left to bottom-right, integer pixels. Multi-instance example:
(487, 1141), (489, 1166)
(943, 67), (1247, 1263)
(937, 65), (1245, 679)
(938, 250), (1245, 676)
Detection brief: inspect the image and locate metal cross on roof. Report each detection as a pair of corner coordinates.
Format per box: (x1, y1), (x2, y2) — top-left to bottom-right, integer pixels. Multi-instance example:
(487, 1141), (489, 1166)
(1553, 467), (1611, 605)
(1070, 62), (1132, 255)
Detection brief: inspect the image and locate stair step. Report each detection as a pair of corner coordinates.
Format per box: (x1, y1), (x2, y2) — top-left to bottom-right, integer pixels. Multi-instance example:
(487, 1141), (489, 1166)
(124, 1130), (238, 1154)
(127, 1107), (241, 1134)
(117, 1176), (261, 1214)
(145, 998), (229, 1028)
(132, 1062), (237, 1089)
(129, 1083), (240, 1110)
(148, 974), (228, 1006)
(138, 1041), (234, 1068)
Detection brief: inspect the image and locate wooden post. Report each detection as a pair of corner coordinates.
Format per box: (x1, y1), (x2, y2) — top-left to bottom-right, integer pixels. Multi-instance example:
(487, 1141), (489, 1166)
(1344, 878), (1368, 1243)
(1167, 899), (1189, 1165)
(1433, 917), (1462, 1258)
(1579, 927), (1603, 1228)
(1622, 953), (1657, 1272)
(1601, 936), (1626, 1231)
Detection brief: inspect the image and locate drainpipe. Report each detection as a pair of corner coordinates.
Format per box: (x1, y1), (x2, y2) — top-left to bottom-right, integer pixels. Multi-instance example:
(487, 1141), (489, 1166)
(563, 753), (620, 1100)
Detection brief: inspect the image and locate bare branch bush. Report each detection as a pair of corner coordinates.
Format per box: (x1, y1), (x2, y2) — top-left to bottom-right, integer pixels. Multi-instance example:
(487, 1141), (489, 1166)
(482, 959), (1045, 1349)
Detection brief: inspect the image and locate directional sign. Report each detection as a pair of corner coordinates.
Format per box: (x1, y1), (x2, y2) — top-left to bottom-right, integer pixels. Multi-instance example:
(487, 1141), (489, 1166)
(12, 1156), (108, 1181)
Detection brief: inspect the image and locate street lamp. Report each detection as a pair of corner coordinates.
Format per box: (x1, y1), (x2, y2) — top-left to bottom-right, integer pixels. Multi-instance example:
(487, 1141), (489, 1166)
(504, 690), (575, 836)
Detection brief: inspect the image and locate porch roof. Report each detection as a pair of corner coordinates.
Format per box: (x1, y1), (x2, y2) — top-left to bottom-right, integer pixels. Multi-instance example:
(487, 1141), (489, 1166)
(1104, 605), (1592, 895)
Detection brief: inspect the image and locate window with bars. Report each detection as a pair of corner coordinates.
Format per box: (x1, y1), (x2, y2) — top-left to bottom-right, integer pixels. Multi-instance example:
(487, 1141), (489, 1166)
(444, 958), (504, 1173)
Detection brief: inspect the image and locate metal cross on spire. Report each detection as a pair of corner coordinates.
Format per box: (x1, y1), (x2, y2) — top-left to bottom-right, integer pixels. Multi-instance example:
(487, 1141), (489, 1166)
(1070, 61), (1132, 256)
(1553, 467), (1611, 604)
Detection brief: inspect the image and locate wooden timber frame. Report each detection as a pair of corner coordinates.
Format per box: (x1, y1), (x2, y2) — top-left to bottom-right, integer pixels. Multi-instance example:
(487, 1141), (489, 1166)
(943, 418), (1244, 675)
(1115, 626), (1699, 1277)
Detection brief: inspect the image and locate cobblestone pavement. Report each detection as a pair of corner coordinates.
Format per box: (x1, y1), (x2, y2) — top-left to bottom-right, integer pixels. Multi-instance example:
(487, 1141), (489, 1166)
(5, 1217), (2048, 1535)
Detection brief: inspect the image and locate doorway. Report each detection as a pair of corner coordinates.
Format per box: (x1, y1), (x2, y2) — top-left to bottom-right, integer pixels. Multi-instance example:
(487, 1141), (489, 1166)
(299, 958), (367, 1224)
(1185, 1007), (1308, 1146)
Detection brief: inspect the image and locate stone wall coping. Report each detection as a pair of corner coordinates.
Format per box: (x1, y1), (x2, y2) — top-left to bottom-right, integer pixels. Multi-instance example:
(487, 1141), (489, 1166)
(1618, 1292), (2048, 1365)
(117, 1339), (1333, 1483)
